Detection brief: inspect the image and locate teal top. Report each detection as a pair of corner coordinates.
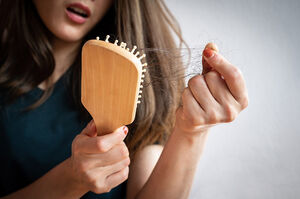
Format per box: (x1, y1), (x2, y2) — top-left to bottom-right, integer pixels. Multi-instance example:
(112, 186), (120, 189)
(0, 69), (127, 198)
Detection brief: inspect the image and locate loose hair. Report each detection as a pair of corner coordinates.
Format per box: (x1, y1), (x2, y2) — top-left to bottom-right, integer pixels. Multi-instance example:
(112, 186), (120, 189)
(0, 0), (187, 158)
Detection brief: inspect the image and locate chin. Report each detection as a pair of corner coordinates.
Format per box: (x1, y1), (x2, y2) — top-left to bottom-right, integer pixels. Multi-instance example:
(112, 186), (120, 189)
(51, 24), (87, 43)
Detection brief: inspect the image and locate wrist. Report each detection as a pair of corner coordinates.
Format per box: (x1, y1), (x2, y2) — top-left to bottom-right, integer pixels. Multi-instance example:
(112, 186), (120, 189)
(172, 124), (209, 147)
(60, 158), (88, 198)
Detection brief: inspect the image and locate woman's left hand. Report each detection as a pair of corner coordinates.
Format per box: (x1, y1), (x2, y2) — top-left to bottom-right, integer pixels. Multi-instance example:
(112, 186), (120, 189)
(175, 43), (248, 135)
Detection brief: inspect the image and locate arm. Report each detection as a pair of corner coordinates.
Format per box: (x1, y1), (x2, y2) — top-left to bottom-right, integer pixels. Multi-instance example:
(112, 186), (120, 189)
(2, 122), (130, 199)
(127, 130), (208, 199)
(127, 44), (248, 199)
(1, 158), (86, 199)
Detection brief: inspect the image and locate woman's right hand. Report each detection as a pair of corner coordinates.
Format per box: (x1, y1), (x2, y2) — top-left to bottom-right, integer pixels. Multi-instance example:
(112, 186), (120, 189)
(68, 120), (130, 194)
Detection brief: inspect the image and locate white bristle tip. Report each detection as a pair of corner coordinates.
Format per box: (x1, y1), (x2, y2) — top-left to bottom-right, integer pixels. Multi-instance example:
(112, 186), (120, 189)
(137, 100), (141, 104)
(96, 36), (100, 40)
(142, 69), (147, 73)
(114, 40), (118, 45)
(105, 35), (110, 42)
(142, 63), (148, 67)
(126, 48), (130, 51)
(139, 90), (142, 93)
(120, 42), (127, 48)
(139, 54), (146, 60)
(135, 52), (140, 56)
(131, 46), (137, 53)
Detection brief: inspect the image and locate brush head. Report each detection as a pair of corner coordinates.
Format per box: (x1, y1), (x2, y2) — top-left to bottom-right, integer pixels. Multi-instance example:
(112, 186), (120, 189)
(81, 35), (147, 135)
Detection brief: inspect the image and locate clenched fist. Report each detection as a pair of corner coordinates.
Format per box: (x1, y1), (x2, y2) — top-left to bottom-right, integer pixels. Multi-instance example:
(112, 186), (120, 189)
(176, 43), (248, 135)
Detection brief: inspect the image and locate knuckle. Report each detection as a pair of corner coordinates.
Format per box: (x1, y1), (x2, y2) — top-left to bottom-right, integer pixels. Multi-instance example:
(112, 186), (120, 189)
(96, 138), (108, 153)
(207, 110), (218, 124)
(229, 67), (242, 80)
(90, 178), (108, 194)
(188, 115), (203, 126)
(121, 167), (129, 180)
(89, 178), (100, 192)
(223, 104), (237, 122)
(240, 96), (249, 109)
(189, 117), (199, 126)
(119, 144), (129, 157)
(123, 157), (131, 167)
(102, 184), (112, 193)
(188, 75), (204, 89)
(205, 71), (219, 79)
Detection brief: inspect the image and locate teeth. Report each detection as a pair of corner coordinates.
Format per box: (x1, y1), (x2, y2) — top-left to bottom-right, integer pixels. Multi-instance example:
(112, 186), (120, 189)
(69, 6), (87, 15)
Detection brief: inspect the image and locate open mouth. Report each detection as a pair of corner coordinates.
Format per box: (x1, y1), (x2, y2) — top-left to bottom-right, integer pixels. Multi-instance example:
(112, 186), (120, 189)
(67, 6), (88, 18)
(65, 3), (91, 24)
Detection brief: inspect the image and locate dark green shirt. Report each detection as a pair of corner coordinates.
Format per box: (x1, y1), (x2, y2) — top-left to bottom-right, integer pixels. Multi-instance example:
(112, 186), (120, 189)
(0, 70), (126, 198)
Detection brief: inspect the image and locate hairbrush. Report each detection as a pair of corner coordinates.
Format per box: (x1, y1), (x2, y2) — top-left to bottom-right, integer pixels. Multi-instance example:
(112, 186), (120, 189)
(81, 35), (147, 135)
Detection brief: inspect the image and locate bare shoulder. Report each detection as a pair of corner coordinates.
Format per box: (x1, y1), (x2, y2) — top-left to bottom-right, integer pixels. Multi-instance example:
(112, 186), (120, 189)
(126, 144), (163, 199)
(134, 144), (163, 163)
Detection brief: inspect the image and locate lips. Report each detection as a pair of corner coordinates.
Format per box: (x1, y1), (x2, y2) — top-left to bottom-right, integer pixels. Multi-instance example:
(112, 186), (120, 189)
(66, 2), (91, 24)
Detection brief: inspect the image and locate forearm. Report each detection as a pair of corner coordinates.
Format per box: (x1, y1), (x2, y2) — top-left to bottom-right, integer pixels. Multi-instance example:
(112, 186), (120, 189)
(1, 158), (86, 199)
(135, 128), (209, 199)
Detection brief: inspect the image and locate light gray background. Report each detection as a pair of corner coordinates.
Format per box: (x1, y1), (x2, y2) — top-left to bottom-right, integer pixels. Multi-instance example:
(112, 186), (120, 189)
(165, 0), (300, 198)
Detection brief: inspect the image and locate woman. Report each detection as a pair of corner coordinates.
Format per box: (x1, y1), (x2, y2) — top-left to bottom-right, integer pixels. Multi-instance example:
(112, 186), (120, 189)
(0, 0), (248, 198)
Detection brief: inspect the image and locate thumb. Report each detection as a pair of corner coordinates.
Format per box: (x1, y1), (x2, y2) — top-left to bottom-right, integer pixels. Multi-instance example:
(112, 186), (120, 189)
(81, 120), (97, 137)
(202, 43), (219, 74)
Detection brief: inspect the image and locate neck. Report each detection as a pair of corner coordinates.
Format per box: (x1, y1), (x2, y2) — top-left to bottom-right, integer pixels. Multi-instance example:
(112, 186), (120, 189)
(39, 38), (81, 90)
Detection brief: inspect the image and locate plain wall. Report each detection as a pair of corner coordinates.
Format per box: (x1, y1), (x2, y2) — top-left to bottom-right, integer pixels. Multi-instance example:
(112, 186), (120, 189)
(165, 0), (300, 198)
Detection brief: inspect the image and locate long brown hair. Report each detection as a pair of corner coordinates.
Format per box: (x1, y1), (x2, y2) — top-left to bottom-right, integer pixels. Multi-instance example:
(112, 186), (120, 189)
(0, 0), (187, 157)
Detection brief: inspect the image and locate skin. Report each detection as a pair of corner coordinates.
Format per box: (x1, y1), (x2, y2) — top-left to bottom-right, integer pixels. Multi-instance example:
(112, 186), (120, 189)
(34, 0), (113, 90)
(1, 0), (248, 198)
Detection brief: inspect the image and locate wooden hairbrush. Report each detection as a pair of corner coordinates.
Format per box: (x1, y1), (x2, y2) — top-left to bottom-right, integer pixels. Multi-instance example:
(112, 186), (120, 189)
(81, 35), (147, 135)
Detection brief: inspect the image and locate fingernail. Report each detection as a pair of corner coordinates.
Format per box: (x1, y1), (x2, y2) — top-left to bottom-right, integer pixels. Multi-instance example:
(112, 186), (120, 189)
(123, 126), (128, 135)
(203, 48), (215, 59)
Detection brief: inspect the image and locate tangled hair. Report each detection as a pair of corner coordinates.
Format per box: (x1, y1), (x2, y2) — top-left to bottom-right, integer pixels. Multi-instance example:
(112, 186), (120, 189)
(0, 0), (187, 157)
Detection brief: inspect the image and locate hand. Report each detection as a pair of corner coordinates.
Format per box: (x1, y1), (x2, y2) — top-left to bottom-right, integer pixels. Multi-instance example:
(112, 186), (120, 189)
(68, 121), (130, 194)
(175, 43), (248, 135)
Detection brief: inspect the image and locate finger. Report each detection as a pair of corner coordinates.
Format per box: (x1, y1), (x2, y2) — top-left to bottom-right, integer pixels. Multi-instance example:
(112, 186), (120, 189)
(104, 157), (130, 176)
(202, 43), (219, 74)
(81, 120), (97, 137)
(204, 71), (237, 106)
(79, 126), (128, 154)
(203, 48), (248, 104)
(106, 166), (129, 189)
(188, 75), (219, 112)
(181, 88), (205, 125)
(86, 142), (129, 167)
